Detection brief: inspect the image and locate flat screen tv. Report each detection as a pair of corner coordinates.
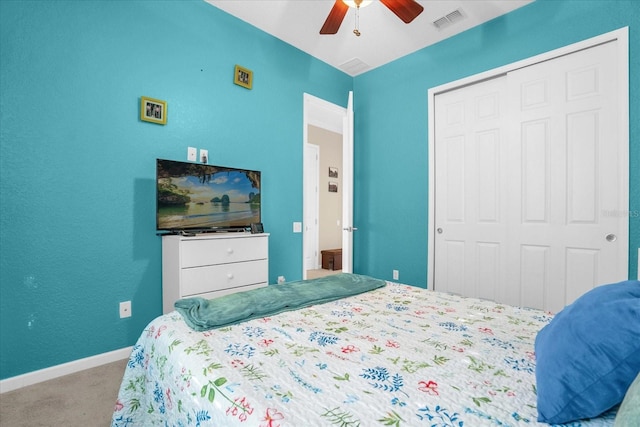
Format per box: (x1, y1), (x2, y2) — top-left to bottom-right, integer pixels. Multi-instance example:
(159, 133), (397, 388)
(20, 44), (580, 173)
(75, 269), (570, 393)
(156, 159), (261, 233)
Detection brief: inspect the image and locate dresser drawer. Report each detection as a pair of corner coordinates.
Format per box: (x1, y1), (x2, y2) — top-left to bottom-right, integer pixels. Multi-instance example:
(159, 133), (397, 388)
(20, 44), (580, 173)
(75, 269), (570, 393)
(181, 259), (268, 297)
(180, 236), (267, 268)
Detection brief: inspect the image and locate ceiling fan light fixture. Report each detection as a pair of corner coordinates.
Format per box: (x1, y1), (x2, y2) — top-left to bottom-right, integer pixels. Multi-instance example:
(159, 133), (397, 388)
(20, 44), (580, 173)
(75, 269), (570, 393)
(342, 0), (373, 9)
(321, 0), (423, 35)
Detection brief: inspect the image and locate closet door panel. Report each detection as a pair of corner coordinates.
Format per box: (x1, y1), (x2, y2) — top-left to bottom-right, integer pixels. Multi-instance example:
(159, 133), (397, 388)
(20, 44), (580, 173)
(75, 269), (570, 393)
(434, 76), (509, 300)
(506, 40), (623, 312)
(434, 38), (627, 312)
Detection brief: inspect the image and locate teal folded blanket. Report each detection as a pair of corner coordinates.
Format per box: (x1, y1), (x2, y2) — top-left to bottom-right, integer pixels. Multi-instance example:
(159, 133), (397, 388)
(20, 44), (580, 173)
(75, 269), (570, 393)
(174, 273), (387, 332)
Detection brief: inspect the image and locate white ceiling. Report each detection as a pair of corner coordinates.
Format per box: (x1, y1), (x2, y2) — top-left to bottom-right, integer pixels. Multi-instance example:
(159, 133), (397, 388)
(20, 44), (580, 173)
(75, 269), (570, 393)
(204, 0), (533, 76)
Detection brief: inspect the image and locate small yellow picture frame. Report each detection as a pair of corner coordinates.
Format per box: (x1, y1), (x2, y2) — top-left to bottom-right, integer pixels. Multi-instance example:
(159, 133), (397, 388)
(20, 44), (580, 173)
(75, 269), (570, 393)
(140, 96), (167, 125)
(234, 65), (253, 90)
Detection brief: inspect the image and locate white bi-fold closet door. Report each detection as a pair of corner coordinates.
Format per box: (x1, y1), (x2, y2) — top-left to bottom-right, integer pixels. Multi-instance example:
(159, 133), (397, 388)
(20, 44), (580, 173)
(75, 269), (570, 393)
(433, 35), (628, 313)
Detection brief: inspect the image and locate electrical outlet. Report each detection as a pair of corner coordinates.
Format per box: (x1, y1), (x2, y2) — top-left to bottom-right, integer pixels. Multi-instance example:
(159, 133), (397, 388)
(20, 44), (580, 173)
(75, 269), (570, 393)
(119, 301), (132, 318)
(187, 147), (197, 161)
(393, 270), (399, 280)
(200, 149), (208, 164)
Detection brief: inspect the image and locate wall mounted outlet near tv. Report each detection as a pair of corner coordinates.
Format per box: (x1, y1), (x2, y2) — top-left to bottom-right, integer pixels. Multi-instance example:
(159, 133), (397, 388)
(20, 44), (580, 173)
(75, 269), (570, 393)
(156, 158), (261, 234)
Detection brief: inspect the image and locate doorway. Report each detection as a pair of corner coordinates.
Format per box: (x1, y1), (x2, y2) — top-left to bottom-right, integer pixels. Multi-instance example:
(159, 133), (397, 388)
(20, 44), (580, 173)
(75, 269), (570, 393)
(303, 93), (353, 279)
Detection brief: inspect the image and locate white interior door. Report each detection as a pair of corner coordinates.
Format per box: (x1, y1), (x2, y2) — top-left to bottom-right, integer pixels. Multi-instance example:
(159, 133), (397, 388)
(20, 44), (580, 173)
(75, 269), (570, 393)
(432, 32), (628, 312)
(341, 91), (355, 273)
(303, 143), (319, 270)
(433, 76), (509, 301)
(504, 40), (626, 313)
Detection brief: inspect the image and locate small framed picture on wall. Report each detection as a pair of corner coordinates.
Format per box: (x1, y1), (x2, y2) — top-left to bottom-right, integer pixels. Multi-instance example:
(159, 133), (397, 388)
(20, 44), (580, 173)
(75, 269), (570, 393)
(329, 181), (338, 193)
(234, 65), (253, 89)
(329, 166), (338, 178)
(140, 96), (167, 125)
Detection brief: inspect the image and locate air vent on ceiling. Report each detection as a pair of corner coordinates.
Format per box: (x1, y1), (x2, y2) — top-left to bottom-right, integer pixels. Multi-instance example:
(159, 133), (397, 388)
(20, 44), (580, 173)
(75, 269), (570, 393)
(340, 58), (370, 75)
(433, 9), (465, 30)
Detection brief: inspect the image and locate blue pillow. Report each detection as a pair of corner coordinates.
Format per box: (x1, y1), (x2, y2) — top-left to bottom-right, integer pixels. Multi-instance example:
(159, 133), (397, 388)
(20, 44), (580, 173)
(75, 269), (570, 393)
(535, 280), (640, 424)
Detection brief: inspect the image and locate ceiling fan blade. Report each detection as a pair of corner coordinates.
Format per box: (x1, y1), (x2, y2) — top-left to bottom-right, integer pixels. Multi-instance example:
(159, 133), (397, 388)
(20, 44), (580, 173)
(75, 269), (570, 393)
(380, 0), (424, 23)
(320, 0), (349, 34)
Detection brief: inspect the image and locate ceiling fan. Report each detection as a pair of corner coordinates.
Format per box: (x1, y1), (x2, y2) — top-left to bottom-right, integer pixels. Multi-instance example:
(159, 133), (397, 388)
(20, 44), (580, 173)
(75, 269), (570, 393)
(320, 0), (424, 36)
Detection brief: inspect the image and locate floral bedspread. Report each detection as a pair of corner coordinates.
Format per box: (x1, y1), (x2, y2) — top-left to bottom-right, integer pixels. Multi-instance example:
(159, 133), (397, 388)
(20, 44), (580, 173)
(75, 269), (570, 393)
(112, 282), (615, 426)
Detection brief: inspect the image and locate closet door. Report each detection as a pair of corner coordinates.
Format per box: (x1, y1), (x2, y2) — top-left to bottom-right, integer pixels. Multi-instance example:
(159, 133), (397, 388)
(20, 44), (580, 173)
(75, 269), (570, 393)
(433, 76), (509, 302)
(434, 40), (627, 312)
(505, 41), (625, 313)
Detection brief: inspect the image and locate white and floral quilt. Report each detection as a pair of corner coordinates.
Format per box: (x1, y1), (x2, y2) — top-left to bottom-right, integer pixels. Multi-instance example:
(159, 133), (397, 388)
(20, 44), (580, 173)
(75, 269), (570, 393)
(112, 282), (616, 426)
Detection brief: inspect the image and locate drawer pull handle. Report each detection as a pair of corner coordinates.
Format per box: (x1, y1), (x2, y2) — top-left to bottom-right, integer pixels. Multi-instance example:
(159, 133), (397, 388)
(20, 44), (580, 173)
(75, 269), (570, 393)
(227, 273), (234, 280)
(227, 248), (234, 254)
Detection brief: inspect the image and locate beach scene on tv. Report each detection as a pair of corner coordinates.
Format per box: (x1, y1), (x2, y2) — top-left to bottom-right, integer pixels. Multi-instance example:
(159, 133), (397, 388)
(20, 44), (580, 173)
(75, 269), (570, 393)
(157, 160), (260, 231)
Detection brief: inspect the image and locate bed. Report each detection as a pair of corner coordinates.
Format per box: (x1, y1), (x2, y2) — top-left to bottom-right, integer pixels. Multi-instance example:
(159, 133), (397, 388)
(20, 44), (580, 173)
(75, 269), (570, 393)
(111, 274), (639, 426)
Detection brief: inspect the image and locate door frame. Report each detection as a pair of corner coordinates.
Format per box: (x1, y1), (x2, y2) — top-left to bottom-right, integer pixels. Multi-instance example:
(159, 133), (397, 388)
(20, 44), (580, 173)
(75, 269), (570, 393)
(427, 27), (629, 290)
(303, 93), (350, 279)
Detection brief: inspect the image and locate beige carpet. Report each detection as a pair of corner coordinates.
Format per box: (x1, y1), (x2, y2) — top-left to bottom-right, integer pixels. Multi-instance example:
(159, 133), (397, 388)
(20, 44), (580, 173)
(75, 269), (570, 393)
(306, 268), (341, 280)
(0, 359), (127, 427)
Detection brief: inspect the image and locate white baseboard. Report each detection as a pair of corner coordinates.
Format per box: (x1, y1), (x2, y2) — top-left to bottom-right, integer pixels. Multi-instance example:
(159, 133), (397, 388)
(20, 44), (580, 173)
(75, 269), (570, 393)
(0, 346), (132, 394)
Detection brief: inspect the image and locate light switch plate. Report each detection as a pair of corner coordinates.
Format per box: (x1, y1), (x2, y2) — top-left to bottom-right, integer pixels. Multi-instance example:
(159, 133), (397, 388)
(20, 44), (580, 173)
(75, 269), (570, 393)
(187, 147), (197, 161)
(200, 149), (208, 164)
(293, 222), (302, 233)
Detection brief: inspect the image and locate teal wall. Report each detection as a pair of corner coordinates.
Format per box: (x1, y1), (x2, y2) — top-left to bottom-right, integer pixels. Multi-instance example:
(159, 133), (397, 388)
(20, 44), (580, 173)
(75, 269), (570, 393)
(352, 0), (640, 287)
(0, 0), (351, 379)
(1, 0), (638, 381)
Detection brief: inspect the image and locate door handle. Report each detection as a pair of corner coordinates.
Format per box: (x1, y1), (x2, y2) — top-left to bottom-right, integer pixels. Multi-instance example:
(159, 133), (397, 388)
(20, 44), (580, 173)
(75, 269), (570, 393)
(605, 233), (617, 242)
(437, 228), (443, 234)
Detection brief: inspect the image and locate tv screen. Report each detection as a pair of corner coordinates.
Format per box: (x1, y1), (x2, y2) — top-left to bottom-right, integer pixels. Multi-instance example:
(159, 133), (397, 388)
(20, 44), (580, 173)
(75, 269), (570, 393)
(156, 159), (261, 232)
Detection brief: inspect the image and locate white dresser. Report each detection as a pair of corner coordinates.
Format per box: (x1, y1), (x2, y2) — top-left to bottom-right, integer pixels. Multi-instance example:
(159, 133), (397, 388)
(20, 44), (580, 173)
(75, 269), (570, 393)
(162, 233), (269, 314)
